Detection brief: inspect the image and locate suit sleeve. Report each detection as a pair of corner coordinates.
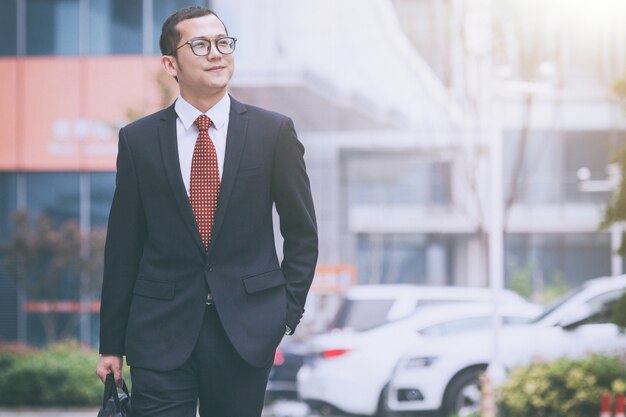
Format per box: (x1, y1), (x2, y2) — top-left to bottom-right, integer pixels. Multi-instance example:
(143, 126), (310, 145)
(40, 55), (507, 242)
(271, 117), (319, 333)
(99, 128), (146, 355)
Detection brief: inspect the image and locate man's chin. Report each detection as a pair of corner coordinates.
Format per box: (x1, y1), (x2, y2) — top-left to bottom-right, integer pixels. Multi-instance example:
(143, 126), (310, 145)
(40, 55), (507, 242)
(203, 79), (230, 92)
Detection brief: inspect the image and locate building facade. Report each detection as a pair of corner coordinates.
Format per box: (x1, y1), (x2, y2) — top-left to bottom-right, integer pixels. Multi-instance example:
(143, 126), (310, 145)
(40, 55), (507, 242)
(2, 0), (625, 344)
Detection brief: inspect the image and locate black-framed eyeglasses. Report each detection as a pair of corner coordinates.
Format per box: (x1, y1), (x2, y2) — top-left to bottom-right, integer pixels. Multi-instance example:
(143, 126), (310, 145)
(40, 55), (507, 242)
(173, 37), (237, 56)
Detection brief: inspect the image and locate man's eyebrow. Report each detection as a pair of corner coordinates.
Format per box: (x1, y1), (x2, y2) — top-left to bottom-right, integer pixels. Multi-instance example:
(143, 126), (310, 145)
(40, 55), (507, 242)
(188, 34), (229, 41)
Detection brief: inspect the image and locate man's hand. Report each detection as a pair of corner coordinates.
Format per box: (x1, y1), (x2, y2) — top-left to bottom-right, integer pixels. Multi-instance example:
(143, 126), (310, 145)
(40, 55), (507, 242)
(96, 355), (124, 387)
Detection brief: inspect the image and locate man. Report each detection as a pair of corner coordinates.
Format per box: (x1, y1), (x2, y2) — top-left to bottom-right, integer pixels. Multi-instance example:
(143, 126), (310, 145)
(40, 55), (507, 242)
(95, 6), (318, 417)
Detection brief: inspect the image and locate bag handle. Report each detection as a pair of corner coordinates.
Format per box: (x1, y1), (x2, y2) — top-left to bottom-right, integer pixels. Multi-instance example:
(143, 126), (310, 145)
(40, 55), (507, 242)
(102, 373), (121, 410)
(120, 379), (130, 397)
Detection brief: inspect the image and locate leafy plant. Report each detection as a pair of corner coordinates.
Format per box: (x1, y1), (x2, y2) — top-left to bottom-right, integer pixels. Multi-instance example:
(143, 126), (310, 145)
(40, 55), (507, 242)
(0, 340), (103, 406)
(602, 72), (626, 253)
(497, 353), (626, 417)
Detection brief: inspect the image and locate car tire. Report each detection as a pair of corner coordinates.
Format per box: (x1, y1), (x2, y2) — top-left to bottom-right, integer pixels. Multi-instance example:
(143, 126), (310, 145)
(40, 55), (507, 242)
(441, 365), (486, 417)
(376, 383), (391, 417)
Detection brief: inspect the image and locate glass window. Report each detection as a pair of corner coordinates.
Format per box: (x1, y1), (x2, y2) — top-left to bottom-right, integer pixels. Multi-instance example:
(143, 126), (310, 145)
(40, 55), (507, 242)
(357, 234), (452, 285)
(0, 173), (18, 241)
(27, 173), (80, 225)
(0, 172), (18, 341)
(0, 172), (18, 342)
(503, 130), (626, 205)
(503, 131), (564, 204)
(90, 0), (142, 55)
(26, 0), (80, 55)
(330, 298), (396, 331)
(343, 150), (452, 206)
(0, 273), (18, 342)
(419, 315), (534, 337)
(585, 289), (625, 325)
(564, 131), (626, 202)
(503, 316), (535, 325)
(90, 172), (115, 227)
(0, 0), (17, 55)
(153, 0), (206, 54)
(505, 233), (611, 293)
(357, 234), (426, 284)
(419, 317), (489, 336)
(417, 299), (471, 307)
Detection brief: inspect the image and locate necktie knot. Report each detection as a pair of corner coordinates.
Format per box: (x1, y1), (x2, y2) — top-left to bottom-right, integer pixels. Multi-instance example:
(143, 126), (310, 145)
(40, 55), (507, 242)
(195, 115), (213, 132)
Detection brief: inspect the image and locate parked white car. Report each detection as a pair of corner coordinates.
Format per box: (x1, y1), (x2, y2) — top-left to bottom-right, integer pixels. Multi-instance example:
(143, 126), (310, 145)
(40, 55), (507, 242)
(296, 297), (541, 416)
(329, 284), (535, 332)
(269, 284), (530, 405)
(387, 275), (626, 417)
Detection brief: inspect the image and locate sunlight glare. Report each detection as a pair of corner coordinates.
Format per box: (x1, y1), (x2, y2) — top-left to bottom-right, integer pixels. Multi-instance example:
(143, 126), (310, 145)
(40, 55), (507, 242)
(552, 0), (626, 29)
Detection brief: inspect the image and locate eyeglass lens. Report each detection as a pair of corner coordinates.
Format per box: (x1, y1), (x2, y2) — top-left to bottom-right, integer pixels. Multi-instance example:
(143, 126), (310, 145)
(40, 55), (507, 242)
(190, 38), (236, 55)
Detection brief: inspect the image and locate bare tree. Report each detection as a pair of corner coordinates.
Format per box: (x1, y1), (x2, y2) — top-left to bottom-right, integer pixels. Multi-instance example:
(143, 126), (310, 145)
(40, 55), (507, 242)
(456, 0), (560, 284)
(0, 211), (106, 345)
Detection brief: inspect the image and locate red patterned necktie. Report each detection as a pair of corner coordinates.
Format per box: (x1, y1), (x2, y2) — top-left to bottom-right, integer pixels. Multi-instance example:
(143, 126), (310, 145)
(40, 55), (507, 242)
(190, 115), (220, 251)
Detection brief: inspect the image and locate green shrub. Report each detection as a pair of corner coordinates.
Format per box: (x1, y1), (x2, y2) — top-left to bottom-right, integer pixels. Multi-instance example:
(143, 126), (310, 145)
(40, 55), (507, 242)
(497, 352), (626, 417)
(0, 340), (103, 406)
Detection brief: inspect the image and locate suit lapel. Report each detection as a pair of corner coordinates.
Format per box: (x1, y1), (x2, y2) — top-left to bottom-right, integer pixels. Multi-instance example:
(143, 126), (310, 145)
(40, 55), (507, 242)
(157, 103), (206, 254)
(209, 96), (249, 251)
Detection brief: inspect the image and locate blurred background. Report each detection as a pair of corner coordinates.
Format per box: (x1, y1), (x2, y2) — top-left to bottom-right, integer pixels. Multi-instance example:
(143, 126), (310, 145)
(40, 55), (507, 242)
(1, 0), (626, 416)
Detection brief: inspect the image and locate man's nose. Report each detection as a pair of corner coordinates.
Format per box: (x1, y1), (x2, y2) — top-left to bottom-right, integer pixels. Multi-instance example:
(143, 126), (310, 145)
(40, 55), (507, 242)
(206, 42), (222, 59)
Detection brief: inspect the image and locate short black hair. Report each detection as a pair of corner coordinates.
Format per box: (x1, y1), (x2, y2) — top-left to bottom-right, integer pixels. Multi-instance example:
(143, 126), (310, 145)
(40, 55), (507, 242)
(159, 6), (227, 56)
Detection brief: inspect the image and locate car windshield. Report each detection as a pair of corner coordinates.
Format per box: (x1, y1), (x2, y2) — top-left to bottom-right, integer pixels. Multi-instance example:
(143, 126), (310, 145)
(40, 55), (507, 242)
(529, 286), (584, 324)
(419, 316), (490, 336)
(330, 298), (395, 331)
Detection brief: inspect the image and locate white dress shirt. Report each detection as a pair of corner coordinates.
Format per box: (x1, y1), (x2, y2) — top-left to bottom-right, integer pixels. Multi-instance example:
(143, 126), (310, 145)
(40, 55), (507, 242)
(175, 94), (230, 196)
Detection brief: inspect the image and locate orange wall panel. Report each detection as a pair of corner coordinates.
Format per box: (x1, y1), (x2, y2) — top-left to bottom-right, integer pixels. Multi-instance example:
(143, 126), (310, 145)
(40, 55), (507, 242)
(0, 56), (176, 171)
(0, 59), (18, 170)
(20, 57), (81, 170)
(81, 56), (175, 170)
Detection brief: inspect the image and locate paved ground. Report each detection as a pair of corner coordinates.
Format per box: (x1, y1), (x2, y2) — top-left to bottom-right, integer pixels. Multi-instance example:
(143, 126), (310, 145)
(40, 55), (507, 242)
(0, 401), (314, 417)
(0, 409), (99, 417)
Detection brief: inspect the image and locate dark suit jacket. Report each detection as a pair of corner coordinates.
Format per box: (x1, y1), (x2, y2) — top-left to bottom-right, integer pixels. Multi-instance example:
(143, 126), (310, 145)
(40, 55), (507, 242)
(99, 96), (318, 370)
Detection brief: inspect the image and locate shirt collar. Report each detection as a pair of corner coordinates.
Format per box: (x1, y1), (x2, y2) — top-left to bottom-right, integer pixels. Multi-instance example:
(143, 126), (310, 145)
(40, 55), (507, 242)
(175, 94), (231, 131)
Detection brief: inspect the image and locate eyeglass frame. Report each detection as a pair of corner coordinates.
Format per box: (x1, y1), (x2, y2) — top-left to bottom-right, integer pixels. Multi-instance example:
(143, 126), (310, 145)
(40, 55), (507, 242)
(171, 36), (238, 56)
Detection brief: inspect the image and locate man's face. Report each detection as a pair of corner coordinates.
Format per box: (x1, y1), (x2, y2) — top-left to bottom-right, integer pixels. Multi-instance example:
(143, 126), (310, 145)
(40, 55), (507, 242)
(165, 14), (235, 99)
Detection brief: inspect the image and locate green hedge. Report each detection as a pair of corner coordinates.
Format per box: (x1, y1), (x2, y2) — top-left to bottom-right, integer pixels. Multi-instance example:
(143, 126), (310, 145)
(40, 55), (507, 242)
(497, 352), (626, 417)
(0, 340), (103, 406)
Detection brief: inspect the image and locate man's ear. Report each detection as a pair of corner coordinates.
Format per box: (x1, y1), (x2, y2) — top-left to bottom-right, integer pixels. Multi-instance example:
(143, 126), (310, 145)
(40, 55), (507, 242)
(161, 55), (178, 78)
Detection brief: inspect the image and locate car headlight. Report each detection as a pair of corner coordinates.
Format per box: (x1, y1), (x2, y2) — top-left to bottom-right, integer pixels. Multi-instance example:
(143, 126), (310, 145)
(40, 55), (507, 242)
(404, 356), (437, 368)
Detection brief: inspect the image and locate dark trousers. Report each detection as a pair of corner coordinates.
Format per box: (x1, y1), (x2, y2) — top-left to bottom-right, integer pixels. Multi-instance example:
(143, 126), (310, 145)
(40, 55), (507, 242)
(130, 304), (274, 417)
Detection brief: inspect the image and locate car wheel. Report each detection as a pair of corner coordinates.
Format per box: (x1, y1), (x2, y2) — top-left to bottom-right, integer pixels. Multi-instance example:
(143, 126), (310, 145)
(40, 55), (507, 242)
(441, 366), (486, 417)
(376, 383), (390, 417)
(317, 403), (337, 416)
